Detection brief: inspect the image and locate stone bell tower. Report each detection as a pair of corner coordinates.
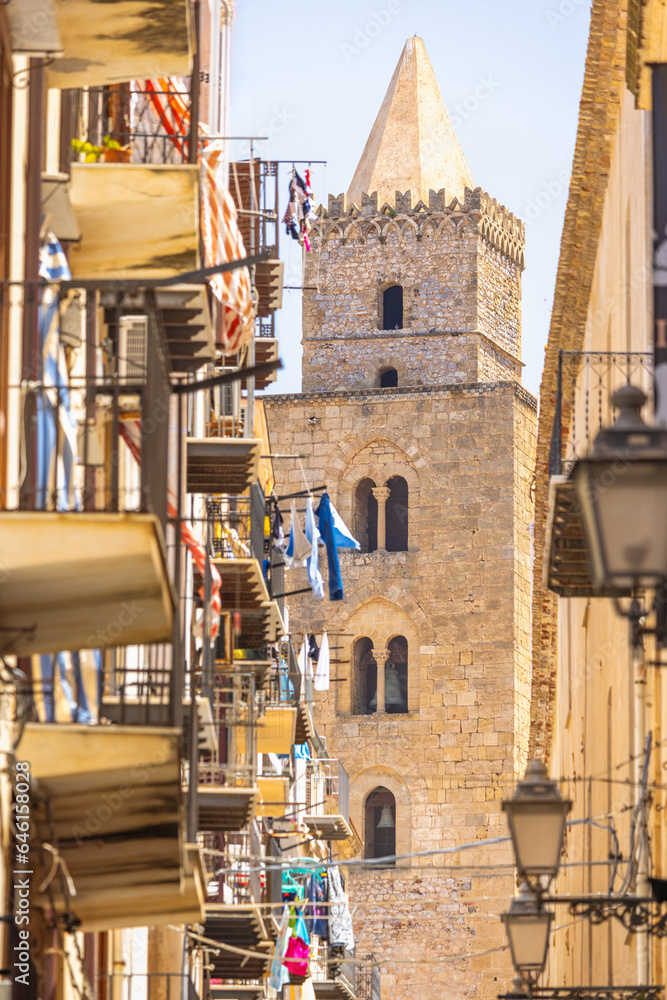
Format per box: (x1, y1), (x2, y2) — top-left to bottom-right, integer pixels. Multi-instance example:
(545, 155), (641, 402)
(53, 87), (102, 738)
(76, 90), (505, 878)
(266, 37), (536, 1000)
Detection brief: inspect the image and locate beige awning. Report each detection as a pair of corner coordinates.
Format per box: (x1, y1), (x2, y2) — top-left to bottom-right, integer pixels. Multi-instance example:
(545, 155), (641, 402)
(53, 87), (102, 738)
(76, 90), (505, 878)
(68, 164), (199, 280)
(19, 723), (205, 930)
(257, 776), (290, 817)
(0, 511), (174, 656)
(45, 0), (192, 89)
(256, 706), (297, 754)
(187, 438), (262, 494)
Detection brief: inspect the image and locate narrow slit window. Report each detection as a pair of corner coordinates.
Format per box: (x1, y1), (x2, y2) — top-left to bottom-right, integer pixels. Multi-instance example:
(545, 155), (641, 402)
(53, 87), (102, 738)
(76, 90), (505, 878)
(382, 285), (403, 330)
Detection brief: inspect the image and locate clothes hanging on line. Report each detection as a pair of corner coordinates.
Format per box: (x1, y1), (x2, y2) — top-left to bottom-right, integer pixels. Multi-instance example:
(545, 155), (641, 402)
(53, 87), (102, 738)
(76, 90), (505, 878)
(272, 504), (286, 552)
(314, 492), (358, 600)
(286, 499), (312, 568)
(283, 933), (309, 977)
(305, 874), (328, 940)
(327, 865), (355, 950)
(305, 497), (324, 598)
(282, 168), (318, 250)
(269, 908), (291, 991)
(314, 632), (330, 692)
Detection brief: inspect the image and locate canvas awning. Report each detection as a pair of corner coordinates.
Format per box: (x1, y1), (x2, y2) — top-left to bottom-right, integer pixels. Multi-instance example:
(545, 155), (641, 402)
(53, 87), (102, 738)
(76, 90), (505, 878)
(0, 512), (174, 656)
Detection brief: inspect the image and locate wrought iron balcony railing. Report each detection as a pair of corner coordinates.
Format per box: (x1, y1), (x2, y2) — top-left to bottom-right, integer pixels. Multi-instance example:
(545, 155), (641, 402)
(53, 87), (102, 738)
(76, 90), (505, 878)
(549, 350), (654, 477)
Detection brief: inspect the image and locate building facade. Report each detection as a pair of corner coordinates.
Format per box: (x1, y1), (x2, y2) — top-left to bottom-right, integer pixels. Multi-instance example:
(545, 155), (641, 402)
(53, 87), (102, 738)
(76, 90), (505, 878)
(533, 0), (667, 991)
(266, 38), (536, 1000)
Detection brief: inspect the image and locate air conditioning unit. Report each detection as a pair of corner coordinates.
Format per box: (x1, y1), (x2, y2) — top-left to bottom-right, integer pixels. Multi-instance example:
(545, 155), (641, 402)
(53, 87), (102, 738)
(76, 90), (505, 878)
(118, 315), (148, 384)
(212, 368), (241, 423)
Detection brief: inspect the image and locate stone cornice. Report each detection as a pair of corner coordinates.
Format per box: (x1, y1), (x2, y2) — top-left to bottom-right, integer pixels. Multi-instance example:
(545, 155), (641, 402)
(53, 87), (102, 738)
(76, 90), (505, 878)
(300, 329), (524, 370)
(264, 379), (537, 411)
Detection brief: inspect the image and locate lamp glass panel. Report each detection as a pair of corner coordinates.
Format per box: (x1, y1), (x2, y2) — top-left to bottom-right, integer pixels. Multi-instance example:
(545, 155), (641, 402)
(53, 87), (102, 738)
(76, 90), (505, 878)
(507, 913), (551, 971)
(576, 461), (667, 589)
(509, 804), (567, 876)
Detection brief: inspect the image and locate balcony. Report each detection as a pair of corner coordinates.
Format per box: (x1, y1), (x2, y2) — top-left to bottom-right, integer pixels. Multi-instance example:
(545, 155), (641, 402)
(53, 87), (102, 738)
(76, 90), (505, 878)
(20, 723), (205, 930)
(197, 671), (259, 833)
(545, 351), (653, 597)
(187, 440), (262, 495)
(0, 511), (174, 657)
(311, 946), (359, 1000)
(68, 164), (200, 280)
(19, 1), (194, 89)
(302, 759), (354, 842)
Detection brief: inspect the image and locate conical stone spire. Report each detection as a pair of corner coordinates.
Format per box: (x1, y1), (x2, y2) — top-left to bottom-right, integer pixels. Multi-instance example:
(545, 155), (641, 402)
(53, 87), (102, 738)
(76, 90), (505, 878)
(347, 36), (474, 208)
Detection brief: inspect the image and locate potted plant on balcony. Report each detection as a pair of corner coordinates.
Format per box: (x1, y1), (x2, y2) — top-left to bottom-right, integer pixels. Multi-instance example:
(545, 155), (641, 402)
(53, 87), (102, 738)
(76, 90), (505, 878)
(71, 135), (131, 164)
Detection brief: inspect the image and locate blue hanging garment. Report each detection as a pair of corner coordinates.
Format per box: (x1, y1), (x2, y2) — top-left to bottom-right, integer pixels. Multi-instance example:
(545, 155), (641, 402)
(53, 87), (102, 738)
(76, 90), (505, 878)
(314, 493), (346, 600)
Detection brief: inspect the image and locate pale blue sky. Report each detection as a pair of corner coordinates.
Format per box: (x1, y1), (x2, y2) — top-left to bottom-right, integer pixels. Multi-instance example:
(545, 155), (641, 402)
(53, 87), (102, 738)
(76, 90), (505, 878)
(230, 0), (592, 398)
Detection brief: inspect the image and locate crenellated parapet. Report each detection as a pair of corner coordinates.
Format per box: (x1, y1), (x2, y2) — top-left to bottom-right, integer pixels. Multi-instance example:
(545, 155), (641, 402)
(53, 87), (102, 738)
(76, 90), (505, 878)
(313, 186), (525, 269)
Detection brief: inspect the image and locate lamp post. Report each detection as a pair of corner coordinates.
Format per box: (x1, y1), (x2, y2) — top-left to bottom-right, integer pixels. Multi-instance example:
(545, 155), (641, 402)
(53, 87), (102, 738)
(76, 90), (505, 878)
(571, 384), (667, 641)
(502, 761), (571, 894)
(502, 883), (553, 986)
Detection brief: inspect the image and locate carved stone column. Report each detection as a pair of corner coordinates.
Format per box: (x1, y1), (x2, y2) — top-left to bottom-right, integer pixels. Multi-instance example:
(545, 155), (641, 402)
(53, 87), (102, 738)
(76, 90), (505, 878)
(372, 486), (391, 552)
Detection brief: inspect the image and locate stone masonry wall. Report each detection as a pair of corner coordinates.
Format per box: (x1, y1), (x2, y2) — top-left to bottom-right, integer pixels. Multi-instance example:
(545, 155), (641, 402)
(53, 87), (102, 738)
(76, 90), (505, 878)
(265, 380), (537, 1000)
(300, 187), (524, 392)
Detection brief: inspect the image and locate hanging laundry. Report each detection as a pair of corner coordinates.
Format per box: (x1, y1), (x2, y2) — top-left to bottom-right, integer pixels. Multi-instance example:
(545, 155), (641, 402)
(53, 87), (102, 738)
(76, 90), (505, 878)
(314, 492), (347, 600)
(286, 499), (312, 568)
(297, 637), (309, 679)
(269, 908), (291, 991)
(282, 168), (318, 250)
(305, 498), (324, 598)
(306, 875), (328, 939)
(327, 497), (361, 550)
(294, 742), (311, 760)
(314, 632), (330, 692)
(308, 634), (320, 662)
(327, 866), (355, 950)
(283, 934), (309, 977)
(272, 504), (286, 553)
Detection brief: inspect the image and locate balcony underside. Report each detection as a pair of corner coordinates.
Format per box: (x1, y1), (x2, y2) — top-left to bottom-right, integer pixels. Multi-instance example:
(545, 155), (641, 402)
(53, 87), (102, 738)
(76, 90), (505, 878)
(204, 905), (272, 980)
(245, 338), (279, 390)
(211, 558), (271, 610)
(104, 286), (215, 375)
(257, 706), (297, 754)
(186, 438), (262, 494)
(544, 477), (630, 598)
(236, 602), (285, 648)
(216, 659), (273, 690)
(69, 164), (199, 280)
(295, 702), (315, 744)
(210, 989), (264, 1000)
(19, 723), (205, 930)
(0, 512), (174, 656)
(197, 786), (259, 832)
(303, 814), (355, 841)
(44, 0), (192, 88)
(313, 977), (356, 1000)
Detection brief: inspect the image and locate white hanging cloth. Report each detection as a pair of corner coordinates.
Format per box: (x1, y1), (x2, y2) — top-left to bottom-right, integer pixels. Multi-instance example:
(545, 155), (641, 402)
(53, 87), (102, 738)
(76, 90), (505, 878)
(314, 632), (330, 691)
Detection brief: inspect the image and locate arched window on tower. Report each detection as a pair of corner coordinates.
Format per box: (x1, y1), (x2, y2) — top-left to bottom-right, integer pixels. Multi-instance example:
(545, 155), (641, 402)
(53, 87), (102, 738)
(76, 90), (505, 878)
(378, 366), (398, 388)
(354, 637), (377, 715)
(382, 285), (403, 330)
(365, 786), (396, 864)
(384, 636), (408, 713)
(385, 475), (408, 551)
(355, 478), (377, 552)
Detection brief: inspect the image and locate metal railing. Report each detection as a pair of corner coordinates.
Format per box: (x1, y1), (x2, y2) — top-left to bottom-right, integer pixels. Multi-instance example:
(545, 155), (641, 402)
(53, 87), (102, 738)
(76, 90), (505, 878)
(102, 643), (174, 727)
(305, 759), (350, 824)
(198, 671), (257, 789)
(549, 350), (654, 476)
(206, 495), (263, 562)
(200, 828), (264, 905)
(355, 956), (381, 1000)
(96, 972), (195, 1000)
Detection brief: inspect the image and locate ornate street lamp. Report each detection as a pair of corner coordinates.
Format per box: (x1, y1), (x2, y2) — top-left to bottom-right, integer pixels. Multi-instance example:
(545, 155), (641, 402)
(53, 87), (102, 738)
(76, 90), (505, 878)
(502, 761), (571, 892)
(571, 384), (667, 595)
(502, 883), (553, 985)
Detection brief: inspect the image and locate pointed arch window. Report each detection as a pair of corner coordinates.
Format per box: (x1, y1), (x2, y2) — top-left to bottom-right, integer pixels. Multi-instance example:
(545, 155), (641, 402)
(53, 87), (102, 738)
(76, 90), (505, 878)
(385, 475), (408, 551)
(365, 786), (396, 864)
(382, 285), (403, 330)
(355, 478), (377, 553)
